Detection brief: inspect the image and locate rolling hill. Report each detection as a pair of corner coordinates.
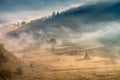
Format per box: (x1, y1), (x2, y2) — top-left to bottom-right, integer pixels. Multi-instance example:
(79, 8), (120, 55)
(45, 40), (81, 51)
(0, 43), (32, 80)
(7, 1), (120, 50)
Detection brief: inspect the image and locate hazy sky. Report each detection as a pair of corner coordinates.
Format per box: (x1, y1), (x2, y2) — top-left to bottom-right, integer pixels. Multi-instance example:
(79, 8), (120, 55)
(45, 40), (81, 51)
(0, 0), (117, 24)
(0, 0), (80, 24)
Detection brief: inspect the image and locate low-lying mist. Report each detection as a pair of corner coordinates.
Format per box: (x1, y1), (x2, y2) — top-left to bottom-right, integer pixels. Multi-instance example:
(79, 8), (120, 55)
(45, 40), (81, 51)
(0, 21), (120, 59)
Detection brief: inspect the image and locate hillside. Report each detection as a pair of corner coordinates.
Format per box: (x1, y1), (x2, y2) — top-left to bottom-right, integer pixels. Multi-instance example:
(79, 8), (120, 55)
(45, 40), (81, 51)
(7, 1), (120, 35)
(6, 1), (120, 51)
(0, 43), (32, 80)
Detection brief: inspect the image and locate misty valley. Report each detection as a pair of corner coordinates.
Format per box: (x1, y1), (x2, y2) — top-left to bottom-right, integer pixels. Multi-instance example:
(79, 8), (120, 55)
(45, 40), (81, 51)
(0, 0), (120, 80)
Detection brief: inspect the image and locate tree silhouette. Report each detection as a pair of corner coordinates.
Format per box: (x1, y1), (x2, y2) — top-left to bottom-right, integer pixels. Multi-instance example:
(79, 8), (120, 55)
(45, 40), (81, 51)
(83, 52), (90, 60)
(21, 21), (26, 25)
(15, 67), (23, 75)
(52, 12), (56, 17)
(50, 38), (57, 50)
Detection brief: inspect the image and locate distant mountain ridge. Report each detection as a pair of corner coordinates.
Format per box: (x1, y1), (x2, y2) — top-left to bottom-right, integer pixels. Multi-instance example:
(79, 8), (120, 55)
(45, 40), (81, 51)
(7, 1), (120, 35)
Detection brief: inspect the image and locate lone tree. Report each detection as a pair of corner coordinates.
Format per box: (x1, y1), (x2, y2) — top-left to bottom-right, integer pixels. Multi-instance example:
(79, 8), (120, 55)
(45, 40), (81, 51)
(50, 38), (57, 50)
(21, 21), (26, 25)
(83, 52), (90, 60)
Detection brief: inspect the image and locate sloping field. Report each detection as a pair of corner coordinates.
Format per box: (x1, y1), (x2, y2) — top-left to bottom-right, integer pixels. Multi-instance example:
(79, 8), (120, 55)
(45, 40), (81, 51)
(14, 49), (120, 80)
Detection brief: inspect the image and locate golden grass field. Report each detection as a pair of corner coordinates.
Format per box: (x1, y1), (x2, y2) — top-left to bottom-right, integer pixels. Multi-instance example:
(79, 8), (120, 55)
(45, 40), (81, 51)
(13, 48), (120, 80)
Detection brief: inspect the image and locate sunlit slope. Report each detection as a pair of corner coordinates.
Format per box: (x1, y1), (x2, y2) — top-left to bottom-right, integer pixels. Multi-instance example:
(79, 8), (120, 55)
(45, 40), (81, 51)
(14, 47), (120, 80)
(0, 44), (33, 80)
